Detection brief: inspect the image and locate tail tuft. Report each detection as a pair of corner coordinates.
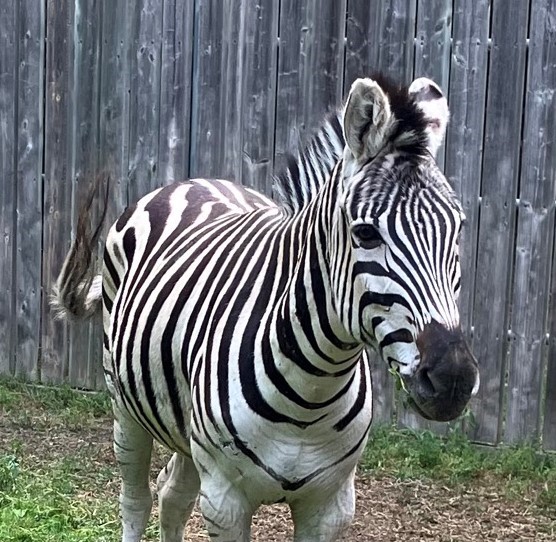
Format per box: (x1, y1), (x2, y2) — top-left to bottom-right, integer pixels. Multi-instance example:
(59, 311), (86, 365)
(51, 174), (110, 321)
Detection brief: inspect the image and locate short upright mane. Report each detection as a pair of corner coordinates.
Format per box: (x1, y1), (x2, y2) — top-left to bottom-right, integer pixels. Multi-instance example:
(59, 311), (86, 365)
(272, 112), (345, 215)
(272, 75), (432, 215)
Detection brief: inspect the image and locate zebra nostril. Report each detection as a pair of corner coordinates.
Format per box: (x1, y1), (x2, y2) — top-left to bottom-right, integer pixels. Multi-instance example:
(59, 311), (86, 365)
(417, 368), (436, 397)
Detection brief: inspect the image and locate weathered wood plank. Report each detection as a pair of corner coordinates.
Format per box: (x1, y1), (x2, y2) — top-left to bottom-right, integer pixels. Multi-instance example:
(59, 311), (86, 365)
(158, 0), (195, 184)
(0, 2), (17, 377)
(189, 0), (242, 179)
(413, 0), (452, 170)
(238, 1), (280, 195)
(470, 0), (530, 445)
(444, 0), (490, 437)
(505, 0), (556, 444)
(446, 0), (490, 338)
(41, 0), (75, 384)
(189, 0), (280, 193)
(14, 0), (45, 381)
(345, 0), (417, 91)
(99, 2), (129, 212)
(543, 235), (556, 451)
(127, 0), (163, 203)
(68, 0), (103, 390)
(346, 0), (417, 426)
(273, 0), (346, 175)
(413, 0), (451, 92)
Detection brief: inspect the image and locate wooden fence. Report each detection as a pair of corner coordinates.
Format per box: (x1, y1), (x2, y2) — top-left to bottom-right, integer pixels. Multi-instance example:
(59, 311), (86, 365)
(0, 0), (555, 450)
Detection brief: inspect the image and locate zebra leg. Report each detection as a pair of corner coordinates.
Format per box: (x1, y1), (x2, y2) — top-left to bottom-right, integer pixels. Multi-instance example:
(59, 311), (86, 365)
(156, 451), (200, 542)
(113, 408), (154, 542)
(290, 471), (356, 542)
(197, 472), (253, 541)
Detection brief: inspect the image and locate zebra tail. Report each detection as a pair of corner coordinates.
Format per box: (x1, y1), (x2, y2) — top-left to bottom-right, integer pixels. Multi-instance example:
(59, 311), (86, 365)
(51, 174), (110, 321)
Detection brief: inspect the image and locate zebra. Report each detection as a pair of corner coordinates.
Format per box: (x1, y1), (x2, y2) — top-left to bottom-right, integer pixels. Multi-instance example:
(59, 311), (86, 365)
(53, 75), (479, 541)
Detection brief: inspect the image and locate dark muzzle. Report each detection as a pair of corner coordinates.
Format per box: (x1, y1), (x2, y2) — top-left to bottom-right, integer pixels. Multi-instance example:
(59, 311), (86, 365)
(405, 321), (479, 422)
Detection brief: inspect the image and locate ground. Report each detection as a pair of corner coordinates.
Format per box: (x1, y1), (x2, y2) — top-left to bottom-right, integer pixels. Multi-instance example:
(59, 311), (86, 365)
(0, 381), (554, 541)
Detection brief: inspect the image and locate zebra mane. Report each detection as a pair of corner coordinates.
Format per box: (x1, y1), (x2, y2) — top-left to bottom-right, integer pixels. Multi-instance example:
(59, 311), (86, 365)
(272, 75), (434, 215)
(272, 111), (345, 215)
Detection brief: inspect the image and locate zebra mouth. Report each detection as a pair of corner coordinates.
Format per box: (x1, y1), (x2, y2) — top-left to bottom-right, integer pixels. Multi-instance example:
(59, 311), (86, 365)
(406, 396), (436, 421)
(404, 368), (474, 422)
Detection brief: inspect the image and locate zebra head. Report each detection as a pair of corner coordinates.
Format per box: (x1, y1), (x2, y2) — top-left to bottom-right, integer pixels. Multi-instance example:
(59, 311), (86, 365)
(336, 76), (479, 421)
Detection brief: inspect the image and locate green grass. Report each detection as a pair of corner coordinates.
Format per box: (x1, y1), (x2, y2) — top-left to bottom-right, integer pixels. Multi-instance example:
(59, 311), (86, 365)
(0, 379), (119, 541)
(0, 379), (163, 542)
(362, 424), (556, 511)
(0, 452), (120, 542)
(0, 377), (111, 429)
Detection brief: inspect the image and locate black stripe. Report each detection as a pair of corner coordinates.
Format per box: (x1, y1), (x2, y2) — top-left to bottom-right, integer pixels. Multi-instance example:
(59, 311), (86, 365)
(102, 284), (113, 313)
(380, 329), (413, 349)
(103, 251), (120, 290)
(334, 359), (367, 431)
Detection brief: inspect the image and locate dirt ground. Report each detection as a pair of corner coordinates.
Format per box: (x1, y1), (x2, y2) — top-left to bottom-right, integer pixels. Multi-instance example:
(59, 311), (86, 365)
(2, 416), (555, 541)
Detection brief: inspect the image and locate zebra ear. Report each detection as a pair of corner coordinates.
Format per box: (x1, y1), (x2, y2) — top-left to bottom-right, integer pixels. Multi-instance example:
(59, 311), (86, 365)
(343, 78), (394, 161)
(408, 78), (449, 157)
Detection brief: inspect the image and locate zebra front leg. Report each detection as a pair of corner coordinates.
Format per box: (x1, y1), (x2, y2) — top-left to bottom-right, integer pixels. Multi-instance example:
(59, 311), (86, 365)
(291, 471), (356, 542)
(156, 451), (200, 542)
(197, 469), (254, 541)
(113, 408), (154, 542)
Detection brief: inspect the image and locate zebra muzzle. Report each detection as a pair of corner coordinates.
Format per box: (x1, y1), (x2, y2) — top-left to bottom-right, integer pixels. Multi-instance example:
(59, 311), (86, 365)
(405, 322), (479, 422)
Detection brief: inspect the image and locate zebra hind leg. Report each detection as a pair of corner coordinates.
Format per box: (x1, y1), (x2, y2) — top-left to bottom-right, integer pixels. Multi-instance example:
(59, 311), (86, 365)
(156, 451), (200, 542)
(113, 408), (154, 542)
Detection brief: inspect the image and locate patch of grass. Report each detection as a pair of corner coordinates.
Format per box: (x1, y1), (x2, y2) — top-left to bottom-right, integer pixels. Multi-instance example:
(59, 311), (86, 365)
(0, 378), (111, 429)
(362, 425), (556, 512)
(0, 450), (121, 542)
(362, 425), (482, 481)
(0, 379), (162, 541)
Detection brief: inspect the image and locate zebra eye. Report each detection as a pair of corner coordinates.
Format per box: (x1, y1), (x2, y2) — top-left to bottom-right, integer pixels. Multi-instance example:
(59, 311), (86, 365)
(352, 224), (383, 249)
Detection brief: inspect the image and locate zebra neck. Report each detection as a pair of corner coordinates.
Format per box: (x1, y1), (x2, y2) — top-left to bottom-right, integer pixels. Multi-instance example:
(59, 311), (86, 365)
(274, 163), (362, 381)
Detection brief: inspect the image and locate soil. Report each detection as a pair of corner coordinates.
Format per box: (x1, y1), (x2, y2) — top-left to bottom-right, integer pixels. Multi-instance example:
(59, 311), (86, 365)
(1, 413), (554, 541)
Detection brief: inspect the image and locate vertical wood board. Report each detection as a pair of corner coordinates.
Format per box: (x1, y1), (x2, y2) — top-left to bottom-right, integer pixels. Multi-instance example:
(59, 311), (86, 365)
(127, 0), (164, 204)
(398, 0), (454, 433)
(506, 0), (556, 444)
(239, 0), (280, 195)
(189, 0), (241, 179)
(345, 0), (417, 426)
(0, 2), (17, 376)
(41, 0), (75, 384)
(543, 232), (556, 450)
(273, 0), (346, 175)
(470, 0), (530, 444)
(14, 0), (45, 381)
(445, 0), (490, 336)
(345, 0), (417, 91)
(444, 0), (490, 434)
(413, 0), (453, 170)
(98, 2), (131, 239)
(158, 0), (195, 185)
(68, 0), (103, 389)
